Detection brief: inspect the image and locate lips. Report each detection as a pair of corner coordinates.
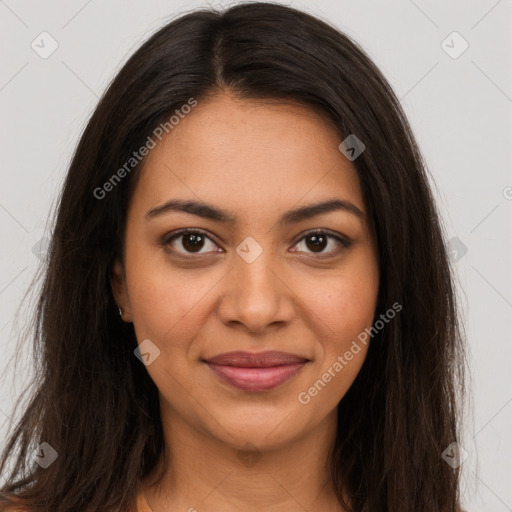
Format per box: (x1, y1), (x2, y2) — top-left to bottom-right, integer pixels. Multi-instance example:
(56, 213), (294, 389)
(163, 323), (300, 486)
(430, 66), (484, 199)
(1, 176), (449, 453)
(203, 351), (309, 391)
(205, 350), (308, 367)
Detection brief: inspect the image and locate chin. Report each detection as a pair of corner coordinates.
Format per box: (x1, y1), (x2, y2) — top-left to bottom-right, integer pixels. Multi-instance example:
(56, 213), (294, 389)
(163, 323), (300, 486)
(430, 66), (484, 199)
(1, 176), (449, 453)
(206, 407), (309, 451)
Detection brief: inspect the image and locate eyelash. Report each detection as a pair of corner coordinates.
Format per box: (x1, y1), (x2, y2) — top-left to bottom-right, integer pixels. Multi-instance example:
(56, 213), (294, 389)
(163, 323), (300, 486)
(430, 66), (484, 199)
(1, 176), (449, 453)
(161, 228), (352, 259)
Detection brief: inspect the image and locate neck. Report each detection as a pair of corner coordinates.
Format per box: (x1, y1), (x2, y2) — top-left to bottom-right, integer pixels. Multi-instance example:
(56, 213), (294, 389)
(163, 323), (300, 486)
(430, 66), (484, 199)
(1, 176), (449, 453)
(140, 405), (348, 512)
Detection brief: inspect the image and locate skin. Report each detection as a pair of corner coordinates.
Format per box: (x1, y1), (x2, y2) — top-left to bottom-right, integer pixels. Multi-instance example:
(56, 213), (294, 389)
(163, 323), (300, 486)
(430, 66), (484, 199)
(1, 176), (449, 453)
(111, 93), (379, 512)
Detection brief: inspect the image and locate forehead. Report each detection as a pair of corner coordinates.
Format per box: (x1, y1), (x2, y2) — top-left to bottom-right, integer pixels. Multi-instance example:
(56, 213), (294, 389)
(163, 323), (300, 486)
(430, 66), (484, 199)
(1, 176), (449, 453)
(130, 94), (365, 222)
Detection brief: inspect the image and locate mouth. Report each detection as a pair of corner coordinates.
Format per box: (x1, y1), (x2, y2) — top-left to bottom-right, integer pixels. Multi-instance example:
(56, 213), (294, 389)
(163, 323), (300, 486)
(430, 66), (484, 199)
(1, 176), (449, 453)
(202, 351), (309, 392)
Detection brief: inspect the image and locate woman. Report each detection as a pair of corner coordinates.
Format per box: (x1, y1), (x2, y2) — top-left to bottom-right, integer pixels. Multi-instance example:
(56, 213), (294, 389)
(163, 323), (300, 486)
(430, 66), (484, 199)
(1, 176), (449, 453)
(0, 2), (467, 511)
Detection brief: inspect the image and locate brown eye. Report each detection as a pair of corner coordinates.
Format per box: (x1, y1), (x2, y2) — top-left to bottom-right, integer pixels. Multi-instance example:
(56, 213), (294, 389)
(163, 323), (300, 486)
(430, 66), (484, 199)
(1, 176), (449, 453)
(304, 233), (328, 253)
(180, 232), (206, 253)
(291, 230), (351, 256)
(164, 229), (221, 256)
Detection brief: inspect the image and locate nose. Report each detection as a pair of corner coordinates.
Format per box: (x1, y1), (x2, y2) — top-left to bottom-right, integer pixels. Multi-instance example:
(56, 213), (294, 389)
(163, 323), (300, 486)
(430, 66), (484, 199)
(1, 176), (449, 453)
(216, 248), (296, 334)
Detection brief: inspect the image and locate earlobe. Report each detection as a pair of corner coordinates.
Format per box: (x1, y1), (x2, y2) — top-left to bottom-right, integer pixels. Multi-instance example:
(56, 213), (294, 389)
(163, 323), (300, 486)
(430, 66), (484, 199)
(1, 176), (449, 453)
(110, 258), (132, 322)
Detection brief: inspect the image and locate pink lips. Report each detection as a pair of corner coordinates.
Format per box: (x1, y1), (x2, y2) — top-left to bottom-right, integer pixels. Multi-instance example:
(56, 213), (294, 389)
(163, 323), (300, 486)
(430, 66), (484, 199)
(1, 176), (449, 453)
(204, 351), (308, 392)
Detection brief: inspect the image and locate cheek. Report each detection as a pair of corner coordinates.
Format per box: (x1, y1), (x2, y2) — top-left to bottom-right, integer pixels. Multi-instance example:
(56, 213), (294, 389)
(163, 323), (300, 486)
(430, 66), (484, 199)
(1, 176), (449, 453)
(302, 254), (379, 361)
(124, 245), (213, 343)
(308, 270), (378, 335)
(332, 283), (377, 337)
(298, 272), (377, 407)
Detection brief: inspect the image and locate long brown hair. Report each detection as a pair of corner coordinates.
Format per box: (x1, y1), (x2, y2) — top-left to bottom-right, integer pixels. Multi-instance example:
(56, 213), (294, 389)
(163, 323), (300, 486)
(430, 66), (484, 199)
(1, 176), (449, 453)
(0, 3), (467, 511)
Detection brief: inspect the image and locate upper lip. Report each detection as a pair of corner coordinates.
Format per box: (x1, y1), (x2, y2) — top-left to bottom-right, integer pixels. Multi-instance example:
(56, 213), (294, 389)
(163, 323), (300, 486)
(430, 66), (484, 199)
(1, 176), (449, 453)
(203, 351), (309, 368)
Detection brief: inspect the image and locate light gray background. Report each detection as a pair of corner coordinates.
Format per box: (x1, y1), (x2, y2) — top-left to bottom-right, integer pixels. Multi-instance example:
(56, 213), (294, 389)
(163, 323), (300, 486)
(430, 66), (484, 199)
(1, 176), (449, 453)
(1, 0), (511, 510)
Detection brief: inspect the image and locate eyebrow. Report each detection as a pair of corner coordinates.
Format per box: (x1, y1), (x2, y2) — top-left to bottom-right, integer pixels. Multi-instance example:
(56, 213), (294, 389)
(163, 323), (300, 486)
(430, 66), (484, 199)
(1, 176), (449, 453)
(145, 198), (365, 225)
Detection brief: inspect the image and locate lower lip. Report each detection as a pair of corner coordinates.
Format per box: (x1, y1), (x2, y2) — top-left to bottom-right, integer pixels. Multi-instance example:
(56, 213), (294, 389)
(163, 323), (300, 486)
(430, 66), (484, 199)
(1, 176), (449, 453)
(205, 362), (306, 391)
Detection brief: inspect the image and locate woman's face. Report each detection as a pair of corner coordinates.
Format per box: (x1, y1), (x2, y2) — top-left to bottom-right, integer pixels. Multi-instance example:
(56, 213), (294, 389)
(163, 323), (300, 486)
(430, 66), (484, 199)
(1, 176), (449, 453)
(112, 93), (379, 451)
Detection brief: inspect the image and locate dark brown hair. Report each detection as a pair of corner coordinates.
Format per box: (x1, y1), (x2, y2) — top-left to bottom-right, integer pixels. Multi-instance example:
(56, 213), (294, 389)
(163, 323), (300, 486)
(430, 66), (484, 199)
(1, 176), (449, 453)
(0, 2), (467, 511)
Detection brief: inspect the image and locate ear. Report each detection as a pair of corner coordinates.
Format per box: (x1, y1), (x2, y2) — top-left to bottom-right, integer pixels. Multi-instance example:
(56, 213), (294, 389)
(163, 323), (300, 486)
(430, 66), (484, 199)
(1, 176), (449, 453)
(110, 257), (132, 322)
